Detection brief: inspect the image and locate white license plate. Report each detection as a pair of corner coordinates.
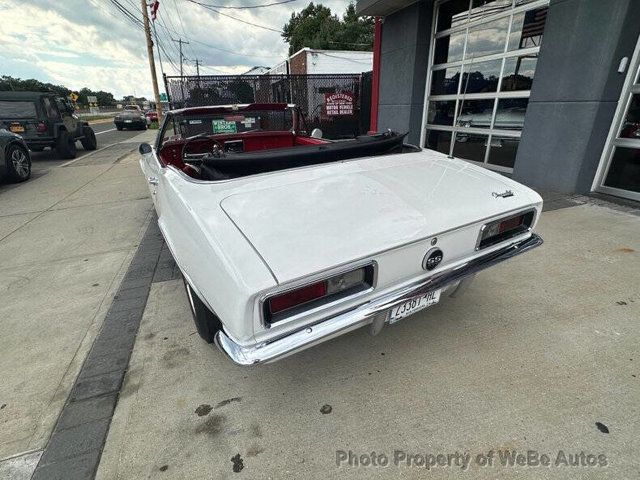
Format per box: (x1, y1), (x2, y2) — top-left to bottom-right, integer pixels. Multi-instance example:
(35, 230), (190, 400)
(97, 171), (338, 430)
(125, 120), (132, 123)
(389, 290), (441, 324)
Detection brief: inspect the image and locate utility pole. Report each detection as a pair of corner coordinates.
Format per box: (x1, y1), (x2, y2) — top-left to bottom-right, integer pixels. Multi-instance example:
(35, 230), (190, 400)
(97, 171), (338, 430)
(194, 58), (202, 88)
(172, 38), (190, 77)
(140, 0), (163, 121)
(172, 38), (189, 106)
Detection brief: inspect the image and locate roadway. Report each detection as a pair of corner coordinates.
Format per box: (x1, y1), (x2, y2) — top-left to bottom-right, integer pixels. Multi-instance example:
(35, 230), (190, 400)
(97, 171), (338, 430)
(27, 121), (147, 177)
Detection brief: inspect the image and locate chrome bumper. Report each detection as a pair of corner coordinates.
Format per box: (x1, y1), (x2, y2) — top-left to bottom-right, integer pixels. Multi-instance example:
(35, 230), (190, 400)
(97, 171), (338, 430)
(215, 233), (543, 366)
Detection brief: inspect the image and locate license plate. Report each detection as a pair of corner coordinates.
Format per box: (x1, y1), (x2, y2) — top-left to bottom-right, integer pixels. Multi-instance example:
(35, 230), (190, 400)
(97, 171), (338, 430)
(125, 120), (132, 123)
(9, 125), (25, 133)
(389, 290), (441, 324)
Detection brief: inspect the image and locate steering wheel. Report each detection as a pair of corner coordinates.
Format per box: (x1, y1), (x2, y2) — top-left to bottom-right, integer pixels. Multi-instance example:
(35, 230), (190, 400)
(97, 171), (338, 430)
(181, 135), (224, 162)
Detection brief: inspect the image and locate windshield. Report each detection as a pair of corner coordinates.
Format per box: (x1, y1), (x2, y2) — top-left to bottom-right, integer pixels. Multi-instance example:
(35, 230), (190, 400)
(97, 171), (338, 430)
(124, 105), (139, 111)
(0, 101), (37, 119)
(162, 110), (294, 145)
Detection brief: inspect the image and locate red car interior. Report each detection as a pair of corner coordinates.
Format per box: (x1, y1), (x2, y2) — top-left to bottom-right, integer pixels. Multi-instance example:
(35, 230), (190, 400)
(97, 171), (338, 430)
(159, 131), (329, 178)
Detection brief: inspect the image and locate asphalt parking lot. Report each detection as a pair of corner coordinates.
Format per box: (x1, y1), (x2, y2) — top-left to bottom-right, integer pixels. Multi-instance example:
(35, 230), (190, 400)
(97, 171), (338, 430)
(1, 139), (639, 479)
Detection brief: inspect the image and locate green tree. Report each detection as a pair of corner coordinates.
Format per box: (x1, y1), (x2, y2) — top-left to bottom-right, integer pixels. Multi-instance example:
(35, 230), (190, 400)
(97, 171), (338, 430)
(0, 76), (116, 106)
(282, 2), (373, 55)
(0, 75), (70, 97)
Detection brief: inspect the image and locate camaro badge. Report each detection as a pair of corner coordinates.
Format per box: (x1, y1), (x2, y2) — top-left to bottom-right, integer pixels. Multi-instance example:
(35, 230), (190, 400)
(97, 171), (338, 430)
(492, 190), (514, 198)
(423, 248), (444, 271)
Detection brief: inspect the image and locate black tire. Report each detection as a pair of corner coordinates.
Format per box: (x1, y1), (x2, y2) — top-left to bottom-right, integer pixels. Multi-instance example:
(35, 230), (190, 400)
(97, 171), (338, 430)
(183, 278), (222, 343)
(80, 126), (97, 150)
(55, 130), (77, 159)
(116, 125), (123, 131)
(4, 144), (31, 183)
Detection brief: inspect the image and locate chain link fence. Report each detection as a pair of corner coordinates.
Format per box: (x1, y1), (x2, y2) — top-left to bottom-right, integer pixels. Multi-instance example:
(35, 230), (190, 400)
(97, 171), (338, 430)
(163, 73), (372, 139)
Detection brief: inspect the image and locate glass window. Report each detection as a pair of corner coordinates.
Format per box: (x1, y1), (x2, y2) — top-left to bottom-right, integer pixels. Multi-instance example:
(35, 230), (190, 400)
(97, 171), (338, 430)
(509, 7), (548, 51)
(501, 55), (537, 91)
(619, 94), (640, 139)
(430, 67), (461, 95)
(603, 147), (640, 193)
(427, 100), (457, 125)
(426, 0), (548, 170)
(465, 16), (509, 59)
(470, 0), (512, 21)
(453, 133), (488, 162)
(0, 101), (37, 118)
(495, 98), (528, 130)
(487, 135), (520, 167)
(434, 33), (466, 65)
(456, 99), (495, 128)
(425, 129), (452, 154)
(460, 58), (502, 93)
(437, 0), (470, 32)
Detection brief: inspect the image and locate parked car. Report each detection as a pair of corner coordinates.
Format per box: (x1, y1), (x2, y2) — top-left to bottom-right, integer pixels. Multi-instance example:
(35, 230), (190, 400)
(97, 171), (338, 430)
(145, 110), (159, 124)
(139, 103), (543, 366)
(0, 129), (31, 183)
(0, 91), (97, 159)
(115, 105), (147, 130)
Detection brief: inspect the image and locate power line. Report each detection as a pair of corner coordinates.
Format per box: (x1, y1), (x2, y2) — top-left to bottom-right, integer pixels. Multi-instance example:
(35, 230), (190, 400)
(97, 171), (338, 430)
(185, 0), (284, 33)
(107, 0), (182, 75)
(186, 0), (297, 10)
(153, 13), (283, 58)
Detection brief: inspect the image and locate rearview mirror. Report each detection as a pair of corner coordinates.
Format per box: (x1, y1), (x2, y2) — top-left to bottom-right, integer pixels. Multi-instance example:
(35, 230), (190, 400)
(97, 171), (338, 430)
(139, 142), (152, 154)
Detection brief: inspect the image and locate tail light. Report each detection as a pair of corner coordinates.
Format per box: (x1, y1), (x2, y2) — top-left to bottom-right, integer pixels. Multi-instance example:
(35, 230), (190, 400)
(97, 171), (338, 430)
(477, 210), (535, 250)
(265, 264), (375, 323)
(36, 122), (47, 133)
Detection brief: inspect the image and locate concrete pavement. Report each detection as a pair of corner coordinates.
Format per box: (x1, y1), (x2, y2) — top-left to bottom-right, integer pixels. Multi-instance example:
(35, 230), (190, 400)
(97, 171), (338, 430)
(0, 129), (155, 477)
(94, 201), (640, 479)
(1, 132), (639, 479)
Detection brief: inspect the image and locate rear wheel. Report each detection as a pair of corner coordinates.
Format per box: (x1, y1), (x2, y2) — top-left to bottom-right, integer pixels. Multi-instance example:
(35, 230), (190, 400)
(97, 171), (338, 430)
(80, 126), (97, 150)
(183, 277), (222, 343)
(55, 130), (77, 159)
(5, 144), (31, 182)
(116, 125), (123, 131)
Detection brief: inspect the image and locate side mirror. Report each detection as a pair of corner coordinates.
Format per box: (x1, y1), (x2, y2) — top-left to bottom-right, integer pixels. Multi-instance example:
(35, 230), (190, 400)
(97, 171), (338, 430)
(139, 142), (152, 154)
(311, 128), (323, 139)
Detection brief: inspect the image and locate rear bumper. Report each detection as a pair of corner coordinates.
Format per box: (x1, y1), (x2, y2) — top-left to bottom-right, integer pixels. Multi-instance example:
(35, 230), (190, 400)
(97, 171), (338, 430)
(24, 138), (55, 148)
(215, 233), (543, 366)
(115, 120), (146, 127)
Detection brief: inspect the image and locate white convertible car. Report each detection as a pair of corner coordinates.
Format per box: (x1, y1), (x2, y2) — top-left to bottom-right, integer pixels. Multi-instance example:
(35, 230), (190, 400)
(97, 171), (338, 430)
(139, 103), (543, 366)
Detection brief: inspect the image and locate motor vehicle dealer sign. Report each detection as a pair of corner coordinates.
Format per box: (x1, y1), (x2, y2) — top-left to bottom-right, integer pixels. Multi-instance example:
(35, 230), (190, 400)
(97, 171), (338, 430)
(324, 92), (354, 116)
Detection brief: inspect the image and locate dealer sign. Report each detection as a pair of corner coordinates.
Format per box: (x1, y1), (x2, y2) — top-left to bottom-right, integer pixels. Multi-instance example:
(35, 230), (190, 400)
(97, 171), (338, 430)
(324, 92), (354, 116)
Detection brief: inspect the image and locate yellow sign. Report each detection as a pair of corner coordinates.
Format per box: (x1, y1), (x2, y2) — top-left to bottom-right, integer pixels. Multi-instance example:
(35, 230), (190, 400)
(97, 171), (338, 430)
(70, 92), (79, 102)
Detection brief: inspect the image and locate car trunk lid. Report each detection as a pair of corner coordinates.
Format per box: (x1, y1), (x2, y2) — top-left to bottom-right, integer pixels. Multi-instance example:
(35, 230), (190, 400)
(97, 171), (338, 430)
(219, 153), (534, 283)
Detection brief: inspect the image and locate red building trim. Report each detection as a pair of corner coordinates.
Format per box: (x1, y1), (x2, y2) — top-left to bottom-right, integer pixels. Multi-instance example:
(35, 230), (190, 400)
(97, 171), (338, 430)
(370, 17), (382, 133)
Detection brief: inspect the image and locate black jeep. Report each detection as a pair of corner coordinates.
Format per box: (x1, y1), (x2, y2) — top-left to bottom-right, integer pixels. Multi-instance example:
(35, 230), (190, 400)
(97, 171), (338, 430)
(0, 91), (97, 159)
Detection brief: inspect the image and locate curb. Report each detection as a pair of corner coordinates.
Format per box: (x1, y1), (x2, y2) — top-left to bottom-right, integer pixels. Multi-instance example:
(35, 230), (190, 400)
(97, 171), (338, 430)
(30, 218), (173, 480)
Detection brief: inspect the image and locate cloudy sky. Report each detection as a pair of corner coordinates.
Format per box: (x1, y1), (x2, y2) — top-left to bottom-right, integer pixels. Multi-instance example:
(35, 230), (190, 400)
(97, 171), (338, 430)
(0, 0), (352, 99)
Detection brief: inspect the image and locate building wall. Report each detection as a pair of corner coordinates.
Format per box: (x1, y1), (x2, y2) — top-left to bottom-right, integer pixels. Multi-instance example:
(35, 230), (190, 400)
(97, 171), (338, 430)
(512, 0), (640, 193)
(305, 50), (373, 74)
(289, 50), (307, 75)
(376, 0), (433, 145)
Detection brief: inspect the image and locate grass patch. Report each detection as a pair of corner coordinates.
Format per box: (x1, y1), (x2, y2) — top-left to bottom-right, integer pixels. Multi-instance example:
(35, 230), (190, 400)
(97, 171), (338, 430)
(149, 121), (160, 129)
(84, 115), (116, 122)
